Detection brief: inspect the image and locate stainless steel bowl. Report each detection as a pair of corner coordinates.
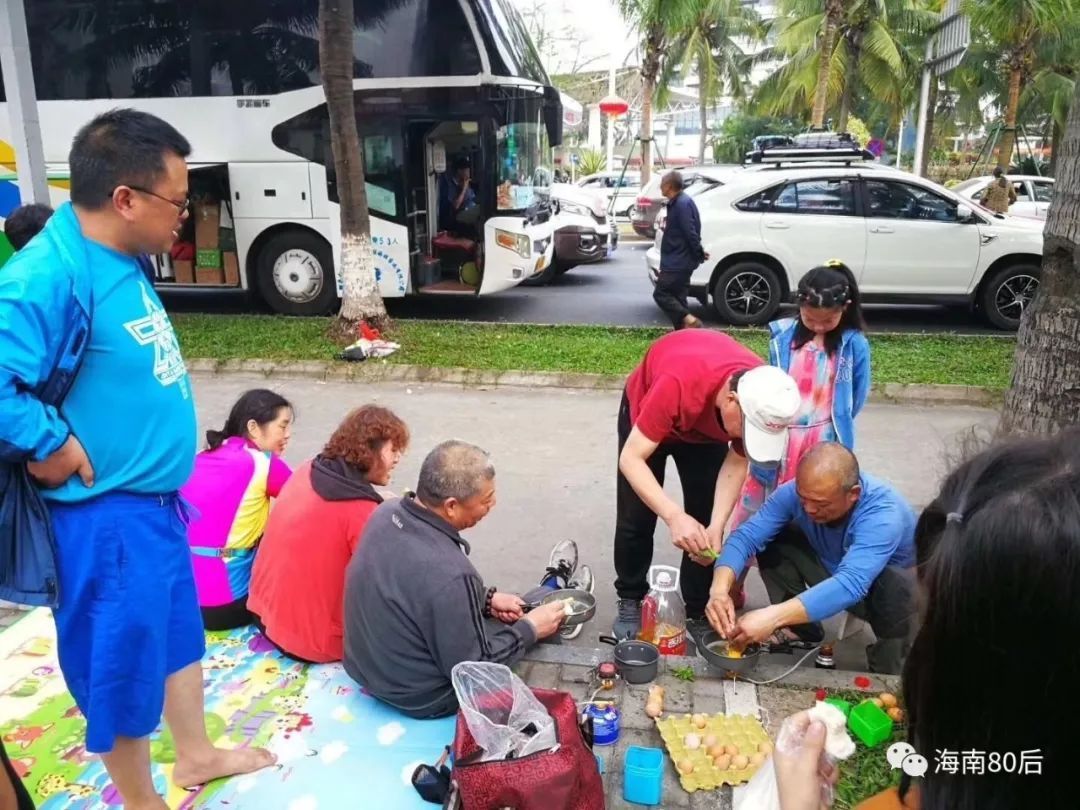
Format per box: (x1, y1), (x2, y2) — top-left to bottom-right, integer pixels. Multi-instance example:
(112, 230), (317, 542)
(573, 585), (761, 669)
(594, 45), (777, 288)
(537, 588), (597, 627)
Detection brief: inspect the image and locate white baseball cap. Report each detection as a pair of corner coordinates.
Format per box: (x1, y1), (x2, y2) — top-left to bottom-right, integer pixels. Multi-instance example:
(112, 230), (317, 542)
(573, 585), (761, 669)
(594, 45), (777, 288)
(737, 366), (802, 464)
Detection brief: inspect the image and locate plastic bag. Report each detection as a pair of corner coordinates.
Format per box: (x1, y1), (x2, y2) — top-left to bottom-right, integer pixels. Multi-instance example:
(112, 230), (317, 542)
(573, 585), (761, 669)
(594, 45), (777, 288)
(735, 703), (853, 810)
(451, 662), (556, 762)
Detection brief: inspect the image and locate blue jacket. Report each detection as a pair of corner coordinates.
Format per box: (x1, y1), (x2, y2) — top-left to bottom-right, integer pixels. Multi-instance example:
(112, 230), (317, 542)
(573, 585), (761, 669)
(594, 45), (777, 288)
(768, 318), (871, 449)
(716, 474), (916, 622)
(660, 192), (706, 273)
(0, 202), (95, 607)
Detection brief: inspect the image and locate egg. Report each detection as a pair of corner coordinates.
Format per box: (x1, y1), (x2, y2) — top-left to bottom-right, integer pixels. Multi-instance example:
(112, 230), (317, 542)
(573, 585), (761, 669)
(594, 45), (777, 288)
(713, 753), (732, 770)
(703, 734), (719, 748)
(758, 740), (774, 755)
(724, 744), (740, 757)
(707, 743), (726, 760)
(870, 697), (884, 708)
(677, 758), (695, 775)
(887, 707), (905, 723)
(645, 702), (663, 719)
(750, 752), (766, 767)
(880, 693), (898, 709)
(692, 713), (708, 729)
(733, 754), (750, 770)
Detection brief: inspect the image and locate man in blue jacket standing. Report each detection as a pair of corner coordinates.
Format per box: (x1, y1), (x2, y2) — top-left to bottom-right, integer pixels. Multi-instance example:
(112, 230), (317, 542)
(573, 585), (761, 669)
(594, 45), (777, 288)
(653, 171), (708, 329)
(706, 443), (916, 673)
(0, 110), (273, 807)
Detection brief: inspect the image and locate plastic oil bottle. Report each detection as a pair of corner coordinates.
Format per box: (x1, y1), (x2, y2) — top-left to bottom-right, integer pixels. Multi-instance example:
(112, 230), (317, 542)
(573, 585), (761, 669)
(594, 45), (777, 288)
(638, 566), (687, 656)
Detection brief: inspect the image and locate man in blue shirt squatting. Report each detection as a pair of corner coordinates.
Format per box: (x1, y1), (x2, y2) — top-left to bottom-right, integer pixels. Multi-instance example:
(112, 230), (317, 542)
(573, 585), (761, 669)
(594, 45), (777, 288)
(0, 110), (274, 807)
(706, 443), (916, 673)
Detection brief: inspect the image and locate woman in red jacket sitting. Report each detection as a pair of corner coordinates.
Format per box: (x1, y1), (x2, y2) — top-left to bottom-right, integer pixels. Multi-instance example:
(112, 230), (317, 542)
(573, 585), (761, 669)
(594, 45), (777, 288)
(249, 405), (410, 663)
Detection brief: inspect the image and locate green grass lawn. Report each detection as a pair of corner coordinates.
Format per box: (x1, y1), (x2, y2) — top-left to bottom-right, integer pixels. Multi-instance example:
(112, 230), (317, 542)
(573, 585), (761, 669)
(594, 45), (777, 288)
(172, 314), (1015, 390)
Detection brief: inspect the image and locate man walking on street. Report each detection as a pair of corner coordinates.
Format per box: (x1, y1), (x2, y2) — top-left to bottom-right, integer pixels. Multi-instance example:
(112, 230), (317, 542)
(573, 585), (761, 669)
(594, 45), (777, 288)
(653, 171), (708, 329)
(612, 329), (801, 646)
(0, 109), (273, 808)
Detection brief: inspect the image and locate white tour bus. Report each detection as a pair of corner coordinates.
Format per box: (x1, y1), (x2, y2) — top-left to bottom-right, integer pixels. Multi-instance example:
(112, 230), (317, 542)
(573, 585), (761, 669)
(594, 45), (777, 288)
(0, 0), (560, 315)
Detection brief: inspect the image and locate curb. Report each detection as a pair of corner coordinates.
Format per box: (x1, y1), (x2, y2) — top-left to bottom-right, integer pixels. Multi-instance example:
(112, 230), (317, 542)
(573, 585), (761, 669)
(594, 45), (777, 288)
(187, 358), (1002, 408)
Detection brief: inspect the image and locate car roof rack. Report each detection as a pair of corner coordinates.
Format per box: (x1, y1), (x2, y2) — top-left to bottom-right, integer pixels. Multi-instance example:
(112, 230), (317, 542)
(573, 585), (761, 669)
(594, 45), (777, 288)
(744, 145), (877, 167)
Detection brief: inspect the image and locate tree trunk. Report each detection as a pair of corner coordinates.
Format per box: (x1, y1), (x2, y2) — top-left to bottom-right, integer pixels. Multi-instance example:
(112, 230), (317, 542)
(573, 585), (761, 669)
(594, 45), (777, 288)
(998, 59), (1024, 171)
(811, 1), (843, 129)
(1050, 116), (1063, 176)
(999, 79), (1080, 436)
(836, 30), (861, 133)
(640, 29), (663, 185)
(919, 79), (938, 177)
(319, 0), (388, 330)
(699, 75), (709, 164)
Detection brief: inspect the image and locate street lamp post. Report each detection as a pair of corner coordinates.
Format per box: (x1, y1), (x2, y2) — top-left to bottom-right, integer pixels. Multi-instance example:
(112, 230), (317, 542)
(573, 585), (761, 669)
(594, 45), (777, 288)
(0, 0), (49, 204)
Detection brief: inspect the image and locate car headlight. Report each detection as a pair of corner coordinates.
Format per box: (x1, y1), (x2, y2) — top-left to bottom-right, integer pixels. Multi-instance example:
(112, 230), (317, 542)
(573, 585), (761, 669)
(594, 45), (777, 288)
(495, 229), (532, 258)
(559, 201), (590, 217)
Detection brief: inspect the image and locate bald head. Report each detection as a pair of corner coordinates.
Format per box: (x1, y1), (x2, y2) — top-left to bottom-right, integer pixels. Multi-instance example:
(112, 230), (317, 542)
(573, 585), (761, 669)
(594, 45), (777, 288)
(795, 444), (862, 523)
(661, 170), (685, 199)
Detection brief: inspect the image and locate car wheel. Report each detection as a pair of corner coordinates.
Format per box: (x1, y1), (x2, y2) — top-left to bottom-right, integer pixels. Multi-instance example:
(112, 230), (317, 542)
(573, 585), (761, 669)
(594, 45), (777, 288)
(978, 263), (1040, 331)
(711, 261), (783, 326)
(522, 258), (561, 286)
(255, 229), (338, 316)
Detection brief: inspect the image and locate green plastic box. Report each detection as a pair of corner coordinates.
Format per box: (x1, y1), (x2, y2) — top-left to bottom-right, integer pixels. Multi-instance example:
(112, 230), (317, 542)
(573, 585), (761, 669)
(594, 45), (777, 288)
(196, 248), (222, 269)
(848, 701), (894, 748)
(824, 697), (852, 717)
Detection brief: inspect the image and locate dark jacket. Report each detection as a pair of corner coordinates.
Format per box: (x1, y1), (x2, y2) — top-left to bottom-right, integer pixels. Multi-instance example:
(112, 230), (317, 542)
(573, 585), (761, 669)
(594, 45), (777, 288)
(660, 191), (706, 273)
(343, 496), (537, 718)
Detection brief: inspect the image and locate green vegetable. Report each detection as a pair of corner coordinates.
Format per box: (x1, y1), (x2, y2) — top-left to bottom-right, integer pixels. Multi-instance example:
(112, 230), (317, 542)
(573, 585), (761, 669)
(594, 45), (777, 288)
(672, 666), (696, 682)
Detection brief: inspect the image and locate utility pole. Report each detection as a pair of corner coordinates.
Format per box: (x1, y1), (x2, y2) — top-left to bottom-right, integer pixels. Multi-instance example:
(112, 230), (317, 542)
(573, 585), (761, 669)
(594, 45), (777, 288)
(0, 0), (49, 204)
(913, 0), (969, 177)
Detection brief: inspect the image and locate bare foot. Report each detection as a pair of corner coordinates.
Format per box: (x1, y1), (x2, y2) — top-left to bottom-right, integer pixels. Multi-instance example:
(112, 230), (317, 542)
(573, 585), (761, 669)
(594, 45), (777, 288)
(173, 746), (277, 789)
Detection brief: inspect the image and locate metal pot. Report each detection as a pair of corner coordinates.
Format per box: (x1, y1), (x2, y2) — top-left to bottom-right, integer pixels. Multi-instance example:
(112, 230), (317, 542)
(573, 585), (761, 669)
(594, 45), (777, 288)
(599, 636), (660, 684)
(536, 588), (597, 627)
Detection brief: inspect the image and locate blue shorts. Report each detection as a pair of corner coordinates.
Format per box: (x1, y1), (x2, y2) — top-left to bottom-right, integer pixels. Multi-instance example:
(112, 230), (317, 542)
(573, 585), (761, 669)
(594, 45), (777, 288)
(49, 492), (206, 754)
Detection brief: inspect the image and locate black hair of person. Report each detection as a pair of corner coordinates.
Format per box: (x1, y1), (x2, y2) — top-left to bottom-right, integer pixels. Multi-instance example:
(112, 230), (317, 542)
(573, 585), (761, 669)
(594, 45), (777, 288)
(206, 389), (293, 450)
(898, 428), (1080, 810)
(791, 261), (867, 354)
(3, 203), (54, 251)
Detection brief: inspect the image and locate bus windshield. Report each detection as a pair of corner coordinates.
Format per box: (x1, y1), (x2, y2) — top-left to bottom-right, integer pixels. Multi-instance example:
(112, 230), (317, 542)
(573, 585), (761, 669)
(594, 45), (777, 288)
(496, 100), (552, 211)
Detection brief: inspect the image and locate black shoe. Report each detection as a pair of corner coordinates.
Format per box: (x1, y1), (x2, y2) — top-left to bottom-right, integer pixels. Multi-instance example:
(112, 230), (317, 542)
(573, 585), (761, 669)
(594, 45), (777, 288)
(685, 617), (713, 654)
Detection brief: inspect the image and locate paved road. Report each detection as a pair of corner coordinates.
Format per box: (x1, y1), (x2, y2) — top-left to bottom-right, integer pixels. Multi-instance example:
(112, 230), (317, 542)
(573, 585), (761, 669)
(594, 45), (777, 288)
(163, 238), (1004, 336)
(193, 374), (995, 671)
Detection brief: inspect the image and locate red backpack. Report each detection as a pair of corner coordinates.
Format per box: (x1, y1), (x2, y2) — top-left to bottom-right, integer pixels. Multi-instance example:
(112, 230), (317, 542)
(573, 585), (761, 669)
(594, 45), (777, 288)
(447, 688), (605, 810)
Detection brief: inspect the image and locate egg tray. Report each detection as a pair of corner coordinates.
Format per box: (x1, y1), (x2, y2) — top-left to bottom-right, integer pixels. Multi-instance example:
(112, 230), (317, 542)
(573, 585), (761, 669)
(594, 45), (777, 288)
(655, 713), (772, 792)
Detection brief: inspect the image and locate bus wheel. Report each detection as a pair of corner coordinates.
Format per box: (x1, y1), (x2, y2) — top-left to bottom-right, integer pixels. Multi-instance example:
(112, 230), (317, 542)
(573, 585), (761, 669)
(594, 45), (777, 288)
(255, 230), (337, 316)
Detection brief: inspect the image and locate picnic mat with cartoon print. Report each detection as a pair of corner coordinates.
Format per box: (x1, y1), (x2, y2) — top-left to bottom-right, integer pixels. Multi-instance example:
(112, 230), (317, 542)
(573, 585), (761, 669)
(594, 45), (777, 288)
(0, 609), (455, 809)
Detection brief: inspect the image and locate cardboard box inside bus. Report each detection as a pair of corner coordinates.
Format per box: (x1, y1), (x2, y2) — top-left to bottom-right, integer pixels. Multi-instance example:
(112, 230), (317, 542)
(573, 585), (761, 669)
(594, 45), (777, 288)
(194, 200), (221, 249)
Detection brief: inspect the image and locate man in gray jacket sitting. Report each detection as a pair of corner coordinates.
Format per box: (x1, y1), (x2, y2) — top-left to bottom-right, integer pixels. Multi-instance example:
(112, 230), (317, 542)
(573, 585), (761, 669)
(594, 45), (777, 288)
(343, 440), (568, 718)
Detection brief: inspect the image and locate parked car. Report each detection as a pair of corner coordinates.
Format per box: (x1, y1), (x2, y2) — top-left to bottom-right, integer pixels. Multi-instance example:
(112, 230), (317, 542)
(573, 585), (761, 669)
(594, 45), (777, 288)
(529, 183), (617, 285)
(629, 167), (733, 238)
(647, 161), (1045, 331)
(952, 174), (1055, 220)
(576, 171), (642, 217)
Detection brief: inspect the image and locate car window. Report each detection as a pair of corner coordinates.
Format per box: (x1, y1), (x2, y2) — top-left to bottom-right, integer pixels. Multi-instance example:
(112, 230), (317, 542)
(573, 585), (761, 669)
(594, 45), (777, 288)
(865, 180), (959, 222)
(1033, 182), (1054, 203)
(581, 178), (602, 188)
(734, 185), (779, 212)
(772, 179), (856, 216)
(1013, 181), (1030, 201)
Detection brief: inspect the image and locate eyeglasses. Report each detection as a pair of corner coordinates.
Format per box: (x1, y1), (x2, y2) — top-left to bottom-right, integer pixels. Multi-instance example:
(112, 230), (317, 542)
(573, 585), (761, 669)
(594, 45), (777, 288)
(121, 185), (191, 212)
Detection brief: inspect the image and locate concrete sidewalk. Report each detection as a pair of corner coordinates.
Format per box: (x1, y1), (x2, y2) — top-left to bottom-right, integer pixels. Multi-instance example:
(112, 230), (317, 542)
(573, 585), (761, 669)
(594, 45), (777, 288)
(194, 374), (994, 670)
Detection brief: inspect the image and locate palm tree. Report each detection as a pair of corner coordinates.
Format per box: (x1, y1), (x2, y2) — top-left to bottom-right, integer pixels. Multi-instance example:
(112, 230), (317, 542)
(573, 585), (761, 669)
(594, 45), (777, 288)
(754, 0), (934, 133)
(659, 0), (762, 163)
(617, 0), (698, 183)
(319, 0), (387, 329)
(1000, 76), (1080, 435)
(964, 0), (1075, 171)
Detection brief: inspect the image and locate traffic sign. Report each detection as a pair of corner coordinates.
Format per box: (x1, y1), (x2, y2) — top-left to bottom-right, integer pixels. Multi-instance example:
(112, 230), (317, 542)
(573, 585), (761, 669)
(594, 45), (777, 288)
(932, 0), (970, 77)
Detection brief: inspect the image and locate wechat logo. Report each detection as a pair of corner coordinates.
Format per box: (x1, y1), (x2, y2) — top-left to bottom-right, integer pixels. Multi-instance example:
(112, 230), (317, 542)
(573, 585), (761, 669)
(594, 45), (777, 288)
(887, 742), (928, 778)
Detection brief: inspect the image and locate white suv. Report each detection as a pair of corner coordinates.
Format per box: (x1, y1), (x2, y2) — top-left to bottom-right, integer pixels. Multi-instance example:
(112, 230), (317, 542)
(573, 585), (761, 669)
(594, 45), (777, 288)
(646, 164), (1044, 330)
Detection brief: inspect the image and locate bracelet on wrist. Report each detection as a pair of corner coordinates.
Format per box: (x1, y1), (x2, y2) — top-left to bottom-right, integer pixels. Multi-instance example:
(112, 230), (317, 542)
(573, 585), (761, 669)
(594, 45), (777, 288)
(482, 586), (497, 618)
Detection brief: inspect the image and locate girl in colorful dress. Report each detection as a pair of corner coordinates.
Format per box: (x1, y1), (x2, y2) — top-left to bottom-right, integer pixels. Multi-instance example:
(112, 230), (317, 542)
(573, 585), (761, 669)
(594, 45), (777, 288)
(182, 389), (294, 630)
(726, 262), (871, 607)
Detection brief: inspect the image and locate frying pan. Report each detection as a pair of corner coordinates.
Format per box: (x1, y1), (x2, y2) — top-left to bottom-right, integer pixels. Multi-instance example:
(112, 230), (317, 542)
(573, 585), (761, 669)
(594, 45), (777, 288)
(696, 629), (766, 677)
(523, 588), (597, 627)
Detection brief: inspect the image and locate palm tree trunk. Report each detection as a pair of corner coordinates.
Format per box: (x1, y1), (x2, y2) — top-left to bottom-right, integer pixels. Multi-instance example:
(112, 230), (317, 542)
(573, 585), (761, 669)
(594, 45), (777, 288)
(811, 0), (843, 129)
(998, 58), (1024, 171)
(1050, 116), (1063, 176)
(1000, 78), (1080, 435)
(319, 0), (388, 329)
(836, 32), (860, 133)
(919, 79), (938, 177)
(640, 27), (663, 184)
(699, 77), (709, 164)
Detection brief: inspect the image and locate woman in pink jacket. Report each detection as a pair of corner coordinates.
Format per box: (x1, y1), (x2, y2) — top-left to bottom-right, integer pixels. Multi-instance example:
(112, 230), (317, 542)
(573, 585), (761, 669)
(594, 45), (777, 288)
(182, 389), (294, 630)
